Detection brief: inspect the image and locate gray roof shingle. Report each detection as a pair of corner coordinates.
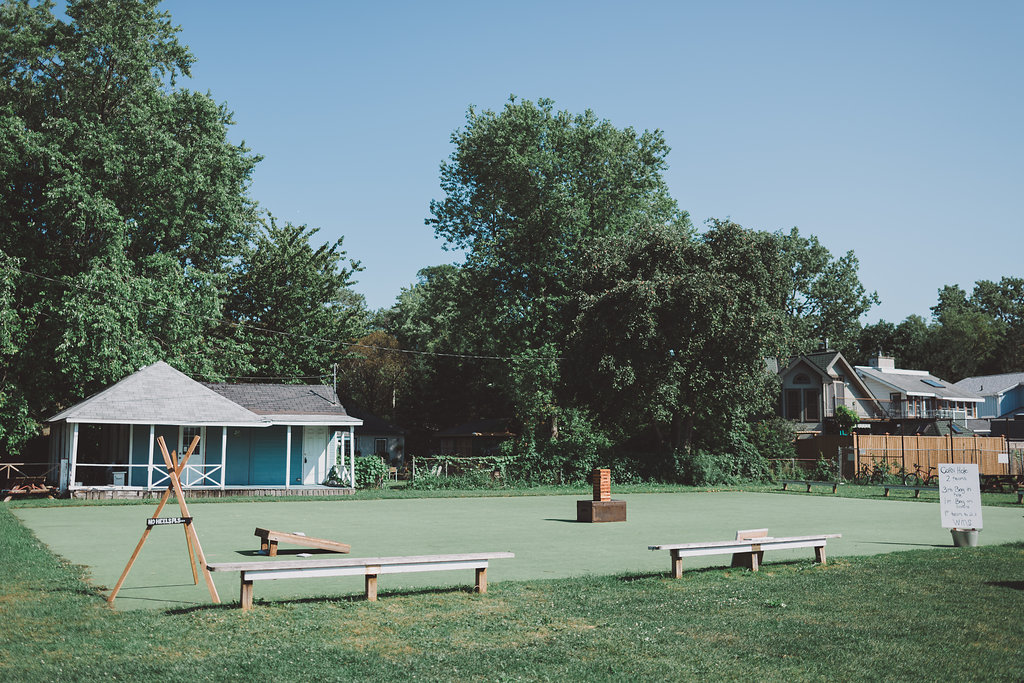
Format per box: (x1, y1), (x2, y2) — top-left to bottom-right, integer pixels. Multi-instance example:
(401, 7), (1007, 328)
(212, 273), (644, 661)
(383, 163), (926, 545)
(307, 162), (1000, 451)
(954, 372), (1024, 396)
(48, 361), (264, 425)
(855, 365), (984, 402)
(204, 384), (360, 425)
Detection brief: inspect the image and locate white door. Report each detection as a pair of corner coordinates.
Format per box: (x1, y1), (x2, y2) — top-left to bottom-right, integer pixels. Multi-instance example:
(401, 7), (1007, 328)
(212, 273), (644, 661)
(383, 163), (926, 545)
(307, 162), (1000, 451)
(302, 426), (328, 485)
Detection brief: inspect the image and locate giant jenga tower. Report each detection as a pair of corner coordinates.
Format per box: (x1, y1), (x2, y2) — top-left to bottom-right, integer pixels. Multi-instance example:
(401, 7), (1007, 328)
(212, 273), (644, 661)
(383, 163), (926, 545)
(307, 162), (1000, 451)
(577, 468), (626, 522)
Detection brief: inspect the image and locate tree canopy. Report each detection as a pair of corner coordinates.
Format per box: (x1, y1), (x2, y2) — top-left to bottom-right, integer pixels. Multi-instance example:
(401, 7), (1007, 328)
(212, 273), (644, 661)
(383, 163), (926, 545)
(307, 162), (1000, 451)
(425, 96), (689, 434)
(0, 0), (364, 456)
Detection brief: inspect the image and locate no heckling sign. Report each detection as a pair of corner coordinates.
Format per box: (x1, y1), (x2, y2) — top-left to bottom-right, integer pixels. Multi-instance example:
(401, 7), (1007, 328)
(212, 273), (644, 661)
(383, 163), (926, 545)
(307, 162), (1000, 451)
(938, 463), (983, 530)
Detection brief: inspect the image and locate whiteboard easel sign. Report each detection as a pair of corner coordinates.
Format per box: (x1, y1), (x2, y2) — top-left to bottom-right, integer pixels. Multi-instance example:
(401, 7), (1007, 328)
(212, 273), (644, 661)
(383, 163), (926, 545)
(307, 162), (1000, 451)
(938, 463), (983, 530)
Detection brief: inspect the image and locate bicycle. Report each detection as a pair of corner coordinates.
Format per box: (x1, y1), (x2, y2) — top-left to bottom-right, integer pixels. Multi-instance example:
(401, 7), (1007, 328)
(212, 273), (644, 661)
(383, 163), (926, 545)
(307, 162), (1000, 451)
(853, 461), (886, 486)
(903, 463), (939, 487)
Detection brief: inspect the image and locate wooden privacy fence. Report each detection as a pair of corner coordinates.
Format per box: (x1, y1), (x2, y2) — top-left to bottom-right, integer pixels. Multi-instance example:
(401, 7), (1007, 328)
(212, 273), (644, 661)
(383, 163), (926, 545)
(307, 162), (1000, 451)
(794, 435), (1017, 479)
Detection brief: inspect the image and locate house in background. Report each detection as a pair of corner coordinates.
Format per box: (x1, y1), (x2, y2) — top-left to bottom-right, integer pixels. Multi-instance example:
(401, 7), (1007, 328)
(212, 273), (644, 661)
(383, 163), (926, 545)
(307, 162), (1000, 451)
(435, 418), (516, 458)
(854, 355), (983, 433)
(47, 361), (361, 495)
(203, 381), (362, 487)
(952, 372), (1024, 419)
(953, 372), (1024, 444)
(347, 407), (406, 468)
(778, 349), (880, 434)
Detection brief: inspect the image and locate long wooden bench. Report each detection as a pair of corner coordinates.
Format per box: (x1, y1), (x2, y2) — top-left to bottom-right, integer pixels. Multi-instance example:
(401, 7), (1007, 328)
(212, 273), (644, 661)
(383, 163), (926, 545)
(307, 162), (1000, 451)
(254, 528), (350, 556)
(649, 533), (841, 578)
(207, 552), (515, 610)
(780, 479), (839, 493)
(882, 484), (938, 499)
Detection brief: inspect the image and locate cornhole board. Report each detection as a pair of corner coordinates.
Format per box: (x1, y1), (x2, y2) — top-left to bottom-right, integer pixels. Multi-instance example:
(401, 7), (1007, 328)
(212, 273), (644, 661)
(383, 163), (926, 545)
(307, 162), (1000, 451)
(255, 528), (351, 556)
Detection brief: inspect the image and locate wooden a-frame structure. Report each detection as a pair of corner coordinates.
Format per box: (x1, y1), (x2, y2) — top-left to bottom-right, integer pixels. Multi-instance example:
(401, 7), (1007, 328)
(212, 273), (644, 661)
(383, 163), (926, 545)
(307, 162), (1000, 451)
(107, 435), (220, 604)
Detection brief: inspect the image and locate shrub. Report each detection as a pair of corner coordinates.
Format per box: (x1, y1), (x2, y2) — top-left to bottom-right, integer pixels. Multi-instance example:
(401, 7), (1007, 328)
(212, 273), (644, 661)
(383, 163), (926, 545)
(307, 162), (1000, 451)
(674, 449), (738, 486)
(750, 417), (796, 460)
(834, 405), (859, 435)
(407, 469), (504, 491)
(354, 455), (389, 489)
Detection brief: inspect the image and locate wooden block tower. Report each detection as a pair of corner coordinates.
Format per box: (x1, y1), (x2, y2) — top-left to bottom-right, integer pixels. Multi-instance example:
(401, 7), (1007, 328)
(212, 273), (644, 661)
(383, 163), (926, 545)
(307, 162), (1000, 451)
(577, 468), (627, 522)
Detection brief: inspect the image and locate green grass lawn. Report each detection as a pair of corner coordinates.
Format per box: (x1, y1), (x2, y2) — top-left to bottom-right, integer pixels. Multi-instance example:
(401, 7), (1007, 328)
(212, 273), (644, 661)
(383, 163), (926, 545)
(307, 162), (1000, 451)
(1, 499), (1023, 681)
(12, 490), (1024, 611)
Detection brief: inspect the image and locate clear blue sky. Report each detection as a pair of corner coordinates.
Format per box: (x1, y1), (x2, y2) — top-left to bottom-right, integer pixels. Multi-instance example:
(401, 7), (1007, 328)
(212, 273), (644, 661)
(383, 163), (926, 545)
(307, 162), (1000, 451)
(162, 0), (1022, 324)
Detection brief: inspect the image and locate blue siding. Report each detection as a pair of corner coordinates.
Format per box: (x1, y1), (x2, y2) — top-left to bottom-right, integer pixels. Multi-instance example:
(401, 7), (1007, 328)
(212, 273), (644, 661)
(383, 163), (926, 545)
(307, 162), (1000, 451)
(251, 426), (287, 485)
(152, 425), (178, 482)
(129, 425), (149, 487)
(225, 428), (252, 485)
(223, 426), (293, 486)
(1010, 386), (1024, 414)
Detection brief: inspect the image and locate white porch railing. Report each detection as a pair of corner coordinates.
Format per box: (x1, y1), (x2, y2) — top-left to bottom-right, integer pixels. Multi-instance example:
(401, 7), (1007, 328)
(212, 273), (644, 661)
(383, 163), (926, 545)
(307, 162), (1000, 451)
(151, 463), (224, 488)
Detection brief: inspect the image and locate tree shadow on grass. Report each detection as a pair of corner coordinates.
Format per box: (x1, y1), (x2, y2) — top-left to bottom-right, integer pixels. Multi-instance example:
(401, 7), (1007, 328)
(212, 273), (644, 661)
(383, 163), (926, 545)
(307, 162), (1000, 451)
(859, 541), (949, 548)
(985, 581), (1024, 591)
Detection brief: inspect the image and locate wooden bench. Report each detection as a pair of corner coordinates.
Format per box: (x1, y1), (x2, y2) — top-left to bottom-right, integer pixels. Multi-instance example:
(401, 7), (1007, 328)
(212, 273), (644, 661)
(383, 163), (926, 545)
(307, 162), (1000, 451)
(882, 484), (937, 499)
(780, 479), (839, 493)
(207, 551), (515, 610)
(649, 533), (841, 578)
(254, 528), (350, 556)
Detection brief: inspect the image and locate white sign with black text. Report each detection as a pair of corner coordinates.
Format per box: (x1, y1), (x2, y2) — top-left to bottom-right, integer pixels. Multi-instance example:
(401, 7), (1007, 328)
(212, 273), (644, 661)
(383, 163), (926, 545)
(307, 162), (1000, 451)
(938, 463), (983, 530)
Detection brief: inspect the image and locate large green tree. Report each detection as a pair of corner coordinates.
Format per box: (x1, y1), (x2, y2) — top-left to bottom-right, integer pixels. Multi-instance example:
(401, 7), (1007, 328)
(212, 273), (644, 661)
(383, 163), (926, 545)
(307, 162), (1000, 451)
(427, 97), (688, 435)
(381, 265), (509, 433)
(226, 219), (366, 379)
(778, 228), (878, 355)
(569, 219), (789, 455)
(0, 0), (259, 455)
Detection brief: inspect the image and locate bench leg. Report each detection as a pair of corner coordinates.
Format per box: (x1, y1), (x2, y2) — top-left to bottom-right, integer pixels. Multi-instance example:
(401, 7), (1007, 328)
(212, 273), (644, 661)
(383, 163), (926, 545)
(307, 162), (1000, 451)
(805, 484), (812, 493)
(814, 545), (826, 565)
(749, 551), (760, 572)
(831, 483), (838, 493)
(883, 488), (890, 497)
(240, 578), (254, 611)
(268, 540), (279, 557)
(475, 567), (487, 593)
(671, 550), (683, 579)
(365, 572), (378, 601)
(782, 482), (789, 491)
(914, 489), (921, 499)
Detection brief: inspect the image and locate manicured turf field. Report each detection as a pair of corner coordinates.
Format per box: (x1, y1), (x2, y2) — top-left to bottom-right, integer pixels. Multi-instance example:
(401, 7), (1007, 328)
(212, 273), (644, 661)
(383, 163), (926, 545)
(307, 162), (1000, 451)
(14, 491), (1024, 610)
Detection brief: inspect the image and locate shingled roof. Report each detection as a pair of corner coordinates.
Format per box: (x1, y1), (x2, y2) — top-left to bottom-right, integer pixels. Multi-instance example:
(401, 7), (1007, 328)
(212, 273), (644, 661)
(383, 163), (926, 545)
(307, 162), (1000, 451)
(855, 365), (984, 403)
(954, 372), (1024, 396)
(48, 361), (264, 426)
(204, 383), (361, 425)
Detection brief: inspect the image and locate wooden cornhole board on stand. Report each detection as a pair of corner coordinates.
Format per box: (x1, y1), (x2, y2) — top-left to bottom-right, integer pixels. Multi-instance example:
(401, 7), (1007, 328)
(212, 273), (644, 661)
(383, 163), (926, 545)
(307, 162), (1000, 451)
(254, 528), (351, 556)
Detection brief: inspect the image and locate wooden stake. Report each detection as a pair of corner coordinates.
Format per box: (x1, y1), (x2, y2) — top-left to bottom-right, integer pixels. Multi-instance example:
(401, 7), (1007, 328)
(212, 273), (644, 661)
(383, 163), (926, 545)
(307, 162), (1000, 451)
(107, 436), (220, 605)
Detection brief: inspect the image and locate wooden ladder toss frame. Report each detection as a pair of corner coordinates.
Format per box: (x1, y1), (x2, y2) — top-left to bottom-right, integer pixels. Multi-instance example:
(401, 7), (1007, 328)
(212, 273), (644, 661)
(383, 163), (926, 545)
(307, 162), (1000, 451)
(107, 435), (221, 605)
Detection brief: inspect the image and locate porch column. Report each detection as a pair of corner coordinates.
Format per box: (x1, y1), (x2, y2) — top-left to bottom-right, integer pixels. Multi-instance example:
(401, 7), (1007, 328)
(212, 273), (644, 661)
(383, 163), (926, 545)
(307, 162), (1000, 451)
(128, 425), (134, 489)
(349, 425), (355, 488)
(69, 423), (80, 489)
(146, 425), (155, 490)
(220, 427), (227, 490)
(285, 425), (292, 489)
